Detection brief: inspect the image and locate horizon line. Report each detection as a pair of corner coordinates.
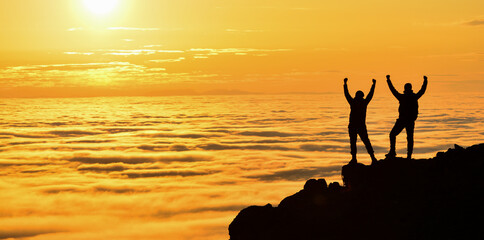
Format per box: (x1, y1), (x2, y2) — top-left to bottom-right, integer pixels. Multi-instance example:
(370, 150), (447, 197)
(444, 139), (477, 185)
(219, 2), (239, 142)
(0, 91), (340, 99)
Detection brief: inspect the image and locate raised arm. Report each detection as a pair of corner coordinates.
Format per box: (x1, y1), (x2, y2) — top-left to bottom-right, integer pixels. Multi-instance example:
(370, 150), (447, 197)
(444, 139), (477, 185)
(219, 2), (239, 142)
(365, 79), (376, 103)
(416, 75), (428, 99)
(386, 75), (401, 99)
(343, 78), (353, 103)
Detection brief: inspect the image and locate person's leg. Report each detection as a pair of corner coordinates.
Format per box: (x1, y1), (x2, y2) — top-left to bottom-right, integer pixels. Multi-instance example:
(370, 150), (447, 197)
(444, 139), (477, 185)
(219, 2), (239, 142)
(358, 126), (377, 164)
(388, 119), (405, 157)
(348, 126), (357, 163)
(406, 121), (415, 159)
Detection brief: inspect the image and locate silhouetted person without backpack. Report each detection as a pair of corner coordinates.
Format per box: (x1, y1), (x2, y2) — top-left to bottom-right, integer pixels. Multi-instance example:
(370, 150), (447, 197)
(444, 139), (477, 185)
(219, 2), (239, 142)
(344, 78), (378, 165)
(386, 75), (428, 159)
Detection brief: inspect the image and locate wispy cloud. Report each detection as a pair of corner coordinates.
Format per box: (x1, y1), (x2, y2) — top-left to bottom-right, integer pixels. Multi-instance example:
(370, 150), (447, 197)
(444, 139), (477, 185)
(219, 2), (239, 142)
(69, 153), (212, 164)
(0, 131), (54, 139)
(0, 61), (174, 87)
(421, 17), (484, 27)
(0, 160), (50, 167)
(102, 128), (151, 134)
(92, 185), (152, 194)
(107, 27), (160, 31)
(0, 129), (105, 139)
(144, 45), (163, 48)
(461, 17), (484, 26)
(67, 27), (83, 31)
(245, 166), (341, 182)
(237, 131), (302, 137)
(141, 132), (222, 139)
(122, 169), (218, 178)
(152, 204), (249, 218)
(149, 57), (186, 63)
(299, 144), (346, 152)
(40, 185), (153, 194)
(189, 48), (292, 54)
(77, 163), (126, 172)
(64, 52), (94, 56)
(6, 62), (133, 71)
(102, 49), (158, 56)
(0, 229), (63, 239)
(100, 49), (184, 56)
(184, 48), (292, 60)
(47, 130), (103, 137)
(66, 27), (181, 32)
(196, 143), (292, 151)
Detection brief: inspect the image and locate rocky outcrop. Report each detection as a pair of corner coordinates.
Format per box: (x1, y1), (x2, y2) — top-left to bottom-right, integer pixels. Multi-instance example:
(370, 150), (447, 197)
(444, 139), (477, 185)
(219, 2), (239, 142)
(229, 143), (484, 240)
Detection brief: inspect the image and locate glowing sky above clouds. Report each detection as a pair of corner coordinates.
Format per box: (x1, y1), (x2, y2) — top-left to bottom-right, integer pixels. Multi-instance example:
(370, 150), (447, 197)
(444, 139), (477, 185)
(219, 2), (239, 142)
(0, 0), (482, 97)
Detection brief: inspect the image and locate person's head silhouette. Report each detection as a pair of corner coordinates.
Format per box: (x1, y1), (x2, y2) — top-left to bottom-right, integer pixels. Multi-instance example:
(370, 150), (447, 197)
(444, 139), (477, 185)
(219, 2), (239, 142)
(404, 83), (413, 94)
(355, 90), (364, 99)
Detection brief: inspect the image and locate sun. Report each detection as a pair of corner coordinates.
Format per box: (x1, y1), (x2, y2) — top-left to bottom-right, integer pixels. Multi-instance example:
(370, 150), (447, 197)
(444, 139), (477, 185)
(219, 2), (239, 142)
(83, 0), (119, 15)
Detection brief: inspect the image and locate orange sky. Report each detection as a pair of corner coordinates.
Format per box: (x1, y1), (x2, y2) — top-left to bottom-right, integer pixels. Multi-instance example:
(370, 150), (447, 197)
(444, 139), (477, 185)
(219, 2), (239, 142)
(0, 0), (482, 97)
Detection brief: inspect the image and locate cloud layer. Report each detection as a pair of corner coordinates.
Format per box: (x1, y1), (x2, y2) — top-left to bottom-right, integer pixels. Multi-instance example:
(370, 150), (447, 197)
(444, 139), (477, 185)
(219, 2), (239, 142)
(0, 93), (482, 240)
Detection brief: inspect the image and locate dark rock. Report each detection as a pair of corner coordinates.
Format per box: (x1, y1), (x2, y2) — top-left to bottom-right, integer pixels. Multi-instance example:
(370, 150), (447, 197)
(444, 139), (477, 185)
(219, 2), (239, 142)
(229, 204), (278, 240)
(304, 178), (327, 191)
(328, 181), (341, 191)
(229, 143), (484, 240)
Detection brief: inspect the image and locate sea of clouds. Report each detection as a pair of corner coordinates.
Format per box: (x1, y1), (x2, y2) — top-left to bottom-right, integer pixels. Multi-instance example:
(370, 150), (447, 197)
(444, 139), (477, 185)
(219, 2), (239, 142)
(0, 93), (482, 239)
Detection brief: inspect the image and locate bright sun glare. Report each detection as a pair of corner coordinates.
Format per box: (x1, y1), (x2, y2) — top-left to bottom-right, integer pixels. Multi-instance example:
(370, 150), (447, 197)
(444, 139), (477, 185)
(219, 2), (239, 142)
(83, 0), (119, 15)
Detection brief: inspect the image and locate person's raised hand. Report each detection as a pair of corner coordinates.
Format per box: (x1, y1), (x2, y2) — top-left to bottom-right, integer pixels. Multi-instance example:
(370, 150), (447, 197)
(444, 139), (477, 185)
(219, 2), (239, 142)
(423, 75), (427, 81)
(344, 78), (348, 83)
(386, 75), (391, 81)
(372, 79), (376, 84)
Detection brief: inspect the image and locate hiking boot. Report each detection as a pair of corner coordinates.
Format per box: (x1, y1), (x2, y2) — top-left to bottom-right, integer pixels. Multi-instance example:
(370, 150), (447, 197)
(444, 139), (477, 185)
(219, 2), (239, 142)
(385, 151), (396, 159)
(371, 156), (378, 165)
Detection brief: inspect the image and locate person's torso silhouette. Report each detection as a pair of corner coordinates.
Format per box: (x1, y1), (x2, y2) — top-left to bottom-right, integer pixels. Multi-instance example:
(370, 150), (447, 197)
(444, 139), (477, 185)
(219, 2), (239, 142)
(348, 96), (370, 127)
(398, 93), (419, 121)
(390, 86), (425, 122)
(343, 78), (377, 164)
(386, 75), (428, 159)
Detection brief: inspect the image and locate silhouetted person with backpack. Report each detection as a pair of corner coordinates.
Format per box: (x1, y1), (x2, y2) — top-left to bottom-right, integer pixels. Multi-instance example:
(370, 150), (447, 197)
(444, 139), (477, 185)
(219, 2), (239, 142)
(386, 75), (428, 159)
(344, 78), (378, 165)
